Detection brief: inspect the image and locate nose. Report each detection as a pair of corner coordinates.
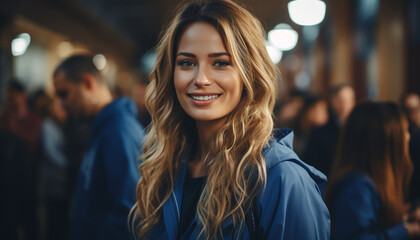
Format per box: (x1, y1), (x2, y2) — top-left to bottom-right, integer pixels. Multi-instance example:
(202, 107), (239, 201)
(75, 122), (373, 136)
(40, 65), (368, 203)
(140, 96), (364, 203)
(193, 66), (212, 87)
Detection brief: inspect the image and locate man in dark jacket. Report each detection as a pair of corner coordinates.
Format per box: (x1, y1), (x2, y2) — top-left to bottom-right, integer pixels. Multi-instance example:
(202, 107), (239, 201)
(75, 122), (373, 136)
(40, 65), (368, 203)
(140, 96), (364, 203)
(401, 92), (420, 202)
(53, 55), (144, 240)
(303, 84), (355, 178)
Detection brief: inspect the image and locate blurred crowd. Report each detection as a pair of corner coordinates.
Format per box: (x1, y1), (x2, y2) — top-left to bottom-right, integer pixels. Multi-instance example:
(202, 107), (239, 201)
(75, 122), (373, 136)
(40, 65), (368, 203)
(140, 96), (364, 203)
(0, 76), (149, 240)
(1, 74), (420, 239)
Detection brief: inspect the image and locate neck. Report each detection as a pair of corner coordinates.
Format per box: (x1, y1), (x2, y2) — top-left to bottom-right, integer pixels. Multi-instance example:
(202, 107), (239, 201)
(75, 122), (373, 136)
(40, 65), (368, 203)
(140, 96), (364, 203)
(300, 118), (311, 133)
(196, 119), (226, 157)
(338, 115), (346, 126)
(188, 119), (226, 178)
(91, 87), (113, 117)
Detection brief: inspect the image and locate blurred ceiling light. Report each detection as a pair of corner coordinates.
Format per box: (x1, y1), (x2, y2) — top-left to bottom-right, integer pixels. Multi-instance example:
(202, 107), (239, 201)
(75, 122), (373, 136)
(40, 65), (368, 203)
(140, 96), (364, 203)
(302, 25), (320, 43)
(359, 0), (379, 21)
(11, 33), (31, 56)
(93, 54), (107, 70)
(288, 0), (326, 26)
(295, 70), (311, 90)
(268, 24), (298, 51)
(57, 41), (74, 58)
(266, 43), (283, 64)
(140, 50), (157, 75)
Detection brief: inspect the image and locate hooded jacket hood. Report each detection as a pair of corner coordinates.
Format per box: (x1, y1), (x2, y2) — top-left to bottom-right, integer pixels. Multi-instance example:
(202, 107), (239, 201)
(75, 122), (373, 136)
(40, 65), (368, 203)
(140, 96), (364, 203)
(264, 128), (328, 193)
(91, 97), (139, 137)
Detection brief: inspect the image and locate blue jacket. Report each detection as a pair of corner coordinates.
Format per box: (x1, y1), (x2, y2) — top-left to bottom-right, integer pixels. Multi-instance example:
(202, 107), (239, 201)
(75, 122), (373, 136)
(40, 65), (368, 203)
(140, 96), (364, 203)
(143, 129), (330, 239)
(330, 172), (408, 240)
(69, 97), (145, 240)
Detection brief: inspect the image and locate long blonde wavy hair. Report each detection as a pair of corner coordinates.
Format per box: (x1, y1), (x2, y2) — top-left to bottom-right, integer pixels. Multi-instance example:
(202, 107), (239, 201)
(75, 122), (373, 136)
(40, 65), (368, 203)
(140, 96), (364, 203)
(131, 0), (278, 238)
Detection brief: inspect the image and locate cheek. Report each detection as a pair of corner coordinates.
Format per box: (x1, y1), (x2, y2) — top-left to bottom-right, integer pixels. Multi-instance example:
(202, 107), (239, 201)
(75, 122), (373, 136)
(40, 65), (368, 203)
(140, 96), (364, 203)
(72, 89), (88, 108)
(236, 81), (244, 101)
(174, 69), (191, 95)
(218, 72), (242, 99)
(232, 77), (243, 103)
(69, 90), (80, 104)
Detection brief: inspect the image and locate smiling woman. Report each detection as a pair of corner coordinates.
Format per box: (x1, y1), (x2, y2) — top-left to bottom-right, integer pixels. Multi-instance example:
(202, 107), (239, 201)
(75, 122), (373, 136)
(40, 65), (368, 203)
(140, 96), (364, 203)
(130, 0), (330, 239)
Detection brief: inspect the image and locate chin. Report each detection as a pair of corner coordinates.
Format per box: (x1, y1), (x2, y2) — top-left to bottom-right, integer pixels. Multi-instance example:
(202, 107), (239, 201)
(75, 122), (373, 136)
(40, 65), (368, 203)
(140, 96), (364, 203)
(190, 113), (228, 124)
(190, 115), (216, 122)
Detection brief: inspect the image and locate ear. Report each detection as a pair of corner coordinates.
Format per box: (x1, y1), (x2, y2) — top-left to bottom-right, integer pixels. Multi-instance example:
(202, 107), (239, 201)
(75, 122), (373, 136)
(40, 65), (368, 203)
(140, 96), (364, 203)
(80, 74), (97, 91)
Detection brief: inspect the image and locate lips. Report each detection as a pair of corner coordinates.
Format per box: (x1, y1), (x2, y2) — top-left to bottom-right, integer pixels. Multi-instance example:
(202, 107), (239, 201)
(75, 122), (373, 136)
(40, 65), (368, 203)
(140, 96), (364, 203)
(190, 94), (220, 101)
(188, 93), (221, 106)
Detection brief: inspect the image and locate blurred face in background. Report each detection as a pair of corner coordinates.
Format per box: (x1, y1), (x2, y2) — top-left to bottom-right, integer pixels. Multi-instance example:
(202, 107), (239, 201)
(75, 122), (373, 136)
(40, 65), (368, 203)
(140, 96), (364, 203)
(307, 100), (329, 127)
(404, 93), (420, 128)
(331, 86), (356, 124)
(135, 82), (147, 114)
(53, 70), (91, 120)
(278, 95), (305, 123)
(49, 97), (68, 124)
(6, 88), (27, 111)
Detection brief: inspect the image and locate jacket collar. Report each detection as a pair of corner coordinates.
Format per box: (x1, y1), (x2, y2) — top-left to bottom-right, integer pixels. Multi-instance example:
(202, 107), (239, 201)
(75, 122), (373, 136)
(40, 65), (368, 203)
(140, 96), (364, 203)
(91, 97), (138, 137)
(162, 160), (188, 240)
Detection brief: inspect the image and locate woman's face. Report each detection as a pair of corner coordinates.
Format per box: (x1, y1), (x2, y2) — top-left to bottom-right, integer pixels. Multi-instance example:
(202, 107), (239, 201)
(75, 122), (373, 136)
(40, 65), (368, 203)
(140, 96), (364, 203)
(174, 22), (243, 126)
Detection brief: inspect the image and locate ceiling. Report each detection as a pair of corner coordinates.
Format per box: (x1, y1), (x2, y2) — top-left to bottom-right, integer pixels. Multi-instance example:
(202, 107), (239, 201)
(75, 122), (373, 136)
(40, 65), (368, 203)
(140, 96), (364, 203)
(0, 0), (310, 68)
(73, 0), (294, 62)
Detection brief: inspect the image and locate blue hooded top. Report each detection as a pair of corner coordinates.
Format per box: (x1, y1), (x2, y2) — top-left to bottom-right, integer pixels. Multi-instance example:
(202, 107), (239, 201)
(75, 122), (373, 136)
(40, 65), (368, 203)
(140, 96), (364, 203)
(330, 172), (408, 240)
(141, 128), (330, 239)
(69, 97), (145, 240)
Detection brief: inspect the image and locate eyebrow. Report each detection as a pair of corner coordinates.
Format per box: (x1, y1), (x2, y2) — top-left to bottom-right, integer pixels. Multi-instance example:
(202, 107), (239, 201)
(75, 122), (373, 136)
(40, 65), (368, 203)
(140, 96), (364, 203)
(208, 52), (230, 57)
(177, 52), (195, 58)
(176, 52), (230, 58)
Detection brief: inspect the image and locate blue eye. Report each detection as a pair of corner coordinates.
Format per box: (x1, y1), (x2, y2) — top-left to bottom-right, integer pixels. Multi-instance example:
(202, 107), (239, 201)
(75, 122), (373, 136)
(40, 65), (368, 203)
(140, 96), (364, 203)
(178, 60), (195, 67)
(214, 60), (230, 67)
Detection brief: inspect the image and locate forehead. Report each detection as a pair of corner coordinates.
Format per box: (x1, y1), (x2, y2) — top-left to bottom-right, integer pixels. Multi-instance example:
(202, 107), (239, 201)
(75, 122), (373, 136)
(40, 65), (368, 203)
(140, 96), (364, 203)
(336, 87), (354, 99)
(177, 22), (227, 53)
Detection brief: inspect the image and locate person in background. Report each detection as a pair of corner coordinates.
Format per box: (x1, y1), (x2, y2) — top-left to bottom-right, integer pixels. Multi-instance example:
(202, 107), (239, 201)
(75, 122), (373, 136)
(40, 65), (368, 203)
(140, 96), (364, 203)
(325, 101), (420, 239)
(274, 90), (307, 129)
(303, 84), (356, 178)
(63, 116), (92, 208)
(292, 94), (329, 157)
(130, 0), (330, 239)
(0, 79), (42, 240)
(53, 55), (145, 240)
(0, 79), (42, 159)
(34, 90), (70, 240)
(133, 79), (151, 127)
(330, 84), (356, 126)
(401, 92), (420, 133)
(0, 129), (33, 239)
(401, 92), (420, 204)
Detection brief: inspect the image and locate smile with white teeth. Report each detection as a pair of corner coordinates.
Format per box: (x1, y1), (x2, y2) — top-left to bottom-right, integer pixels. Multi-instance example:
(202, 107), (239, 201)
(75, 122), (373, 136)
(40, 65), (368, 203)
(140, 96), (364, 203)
(190, 94), (220, 101)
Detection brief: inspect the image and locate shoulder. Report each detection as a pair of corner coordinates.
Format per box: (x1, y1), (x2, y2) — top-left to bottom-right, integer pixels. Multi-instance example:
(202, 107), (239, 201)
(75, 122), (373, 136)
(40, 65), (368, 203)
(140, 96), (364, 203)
(261, 140), (326, 202)
(264, 141), (305, 180)
(257, 139), (330, 239)
(94, 116), (144, 152)
(264, 157), (321, 198)
(331, 172), (380, 210)
(263, 133), (299, 169)
(100, 100), (144, 137)
(263, 139), (326, 184)
(334, 173), (378, 197)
